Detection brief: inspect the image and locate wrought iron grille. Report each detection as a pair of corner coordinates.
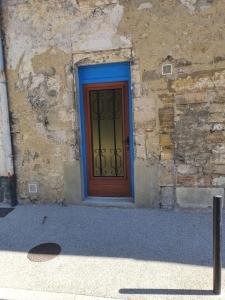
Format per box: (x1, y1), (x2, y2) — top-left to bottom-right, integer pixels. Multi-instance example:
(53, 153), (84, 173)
(89, 89), (124, 177)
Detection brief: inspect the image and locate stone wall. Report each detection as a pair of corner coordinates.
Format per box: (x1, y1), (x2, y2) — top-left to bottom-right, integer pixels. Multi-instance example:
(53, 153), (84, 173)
(158, 68), (225, 208)
(1, 0), (225, 208)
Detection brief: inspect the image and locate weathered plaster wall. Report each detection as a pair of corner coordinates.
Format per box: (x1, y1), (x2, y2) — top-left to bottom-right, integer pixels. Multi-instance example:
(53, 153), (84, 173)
(1, 0), (131, 204)
(118, 0), (225, 208)
(1, 0), (225, 207)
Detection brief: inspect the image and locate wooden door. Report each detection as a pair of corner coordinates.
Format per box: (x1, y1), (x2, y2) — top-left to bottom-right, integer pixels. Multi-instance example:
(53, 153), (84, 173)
(83, 81), (131, 197)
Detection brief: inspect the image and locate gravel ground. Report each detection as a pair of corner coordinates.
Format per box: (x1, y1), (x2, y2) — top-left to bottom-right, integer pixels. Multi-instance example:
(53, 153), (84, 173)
(0, 204), (224, 300)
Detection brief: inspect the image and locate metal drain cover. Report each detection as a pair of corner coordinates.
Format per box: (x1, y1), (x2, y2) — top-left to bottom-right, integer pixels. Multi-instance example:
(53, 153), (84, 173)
(27, 243), (61, 262)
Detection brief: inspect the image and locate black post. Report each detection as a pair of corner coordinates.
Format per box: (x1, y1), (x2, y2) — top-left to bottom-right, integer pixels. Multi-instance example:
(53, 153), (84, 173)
(213, 195), (222, 295)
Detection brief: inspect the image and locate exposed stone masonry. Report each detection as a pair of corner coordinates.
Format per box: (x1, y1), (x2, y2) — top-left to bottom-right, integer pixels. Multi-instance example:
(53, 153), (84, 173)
(1, 0), (225, 208)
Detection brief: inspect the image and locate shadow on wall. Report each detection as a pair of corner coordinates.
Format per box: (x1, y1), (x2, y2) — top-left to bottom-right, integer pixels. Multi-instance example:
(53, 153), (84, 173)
(0, 205), (222, 267)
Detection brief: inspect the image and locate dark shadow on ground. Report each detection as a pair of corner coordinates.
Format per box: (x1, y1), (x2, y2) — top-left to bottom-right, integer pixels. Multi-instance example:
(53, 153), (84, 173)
(0, 207), (14, 217)
(119, 288), (214, 296)
(0, 205), (224, 266)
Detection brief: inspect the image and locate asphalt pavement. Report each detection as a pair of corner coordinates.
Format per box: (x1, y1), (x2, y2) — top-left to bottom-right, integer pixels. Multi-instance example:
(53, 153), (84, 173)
(0, 204), (224, 300)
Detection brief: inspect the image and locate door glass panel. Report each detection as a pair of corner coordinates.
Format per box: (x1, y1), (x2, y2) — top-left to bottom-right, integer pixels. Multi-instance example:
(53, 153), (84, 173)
(89, 89), (124, 177)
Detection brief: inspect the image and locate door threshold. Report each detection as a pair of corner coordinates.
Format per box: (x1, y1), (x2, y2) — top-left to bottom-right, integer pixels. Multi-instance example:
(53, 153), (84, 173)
(83, 197), (134, 208)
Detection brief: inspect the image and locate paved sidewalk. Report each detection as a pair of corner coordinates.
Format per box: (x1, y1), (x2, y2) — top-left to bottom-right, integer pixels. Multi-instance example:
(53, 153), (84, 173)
(0, 204), (224, 300)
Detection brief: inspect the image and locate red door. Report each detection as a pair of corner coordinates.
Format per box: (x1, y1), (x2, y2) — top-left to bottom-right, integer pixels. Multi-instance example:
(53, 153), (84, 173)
(83, 81), (131, 197)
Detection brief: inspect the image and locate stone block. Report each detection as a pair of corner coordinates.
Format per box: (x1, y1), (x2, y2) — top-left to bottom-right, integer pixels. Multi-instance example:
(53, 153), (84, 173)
(149, 78), (168, 91)
(160, 148), (173, 160)
(209, 104), (225, 113)
(177, 175), (198, 186)
(131, 68), (141, 83)
(176, 187), (224, 208)
(208, 113), (225, 123)
(212, 176), (225, 186)
(145, 132), (160, 158)
(207, 132), (225, 143)
(211, 164), (225, 175)
(172, 73), (223, 93)
(160, 187), (175, 209)
(134, 96), (157, 124)
(64, 161), (82, 204)
(175, 92), (207, 105)
(135, 133), (146, 159)
(197, 175), (212, 186)
(177, 164), (197, 175)
(132, 83), (142, 98)
(142, 70), (159, 81)
(159, 161), (175, 186)
(159, 134), (173, 147)
(159, 107), (174, 131)
(134, 159), (159, 208)
(175, 104), (187, 117)
(159, 94), (174, 107)
(211, 146), (225, 164)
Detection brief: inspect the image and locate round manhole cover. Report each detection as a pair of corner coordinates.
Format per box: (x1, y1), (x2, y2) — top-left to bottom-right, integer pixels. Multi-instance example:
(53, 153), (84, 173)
(27, 243), (61, 262)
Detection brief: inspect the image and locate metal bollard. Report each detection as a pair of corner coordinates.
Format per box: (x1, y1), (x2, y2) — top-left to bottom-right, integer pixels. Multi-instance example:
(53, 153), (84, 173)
(213, 195), (223, 295)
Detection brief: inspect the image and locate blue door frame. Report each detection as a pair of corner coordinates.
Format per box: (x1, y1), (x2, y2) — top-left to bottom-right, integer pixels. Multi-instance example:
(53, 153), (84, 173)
(78, 62), (134, 198)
